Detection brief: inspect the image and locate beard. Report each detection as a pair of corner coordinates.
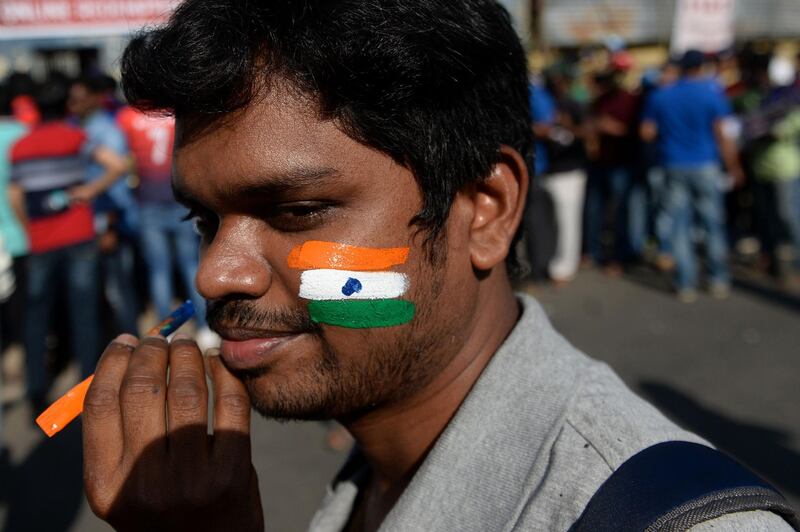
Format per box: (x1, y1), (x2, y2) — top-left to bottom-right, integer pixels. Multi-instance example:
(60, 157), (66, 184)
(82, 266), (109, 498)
(206, 284), (446, 422)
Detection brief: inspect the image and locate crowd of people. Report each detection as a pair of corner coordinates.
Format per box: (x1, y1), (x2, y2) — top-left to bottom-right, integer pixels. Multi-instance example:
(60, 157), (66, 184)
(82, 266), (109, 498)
(526, 45), (800, 302)
(1, 43), (800, 426)
(0, 72), (216, 417)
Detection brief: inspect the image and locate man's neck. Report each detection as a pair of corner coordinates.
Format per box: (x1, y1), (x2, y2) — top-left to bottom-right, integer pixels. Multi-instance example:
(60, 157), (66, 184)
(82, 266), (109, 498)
(342, 271), (521, 517)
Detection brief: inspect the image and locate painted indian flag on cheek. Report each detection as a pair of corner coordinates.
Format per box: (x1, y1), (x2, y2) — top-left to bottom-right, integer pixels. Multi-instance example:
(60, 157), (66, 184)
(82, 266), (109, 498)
(288, 241), (415, 328)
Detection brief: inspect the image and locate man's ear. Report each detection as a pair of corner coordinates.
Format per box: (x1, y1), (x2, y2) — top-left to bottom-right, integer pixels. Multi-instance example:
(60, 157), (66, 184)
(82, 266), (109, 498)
(468, 145), (529, 271)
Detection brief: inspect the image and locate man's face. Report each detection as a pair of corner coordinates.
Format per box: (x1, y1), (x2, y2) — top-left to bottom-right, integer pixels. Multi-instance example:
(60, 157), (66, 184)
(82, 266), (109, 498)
(67, 83), (98, 118)
(174, 85), (480, 421)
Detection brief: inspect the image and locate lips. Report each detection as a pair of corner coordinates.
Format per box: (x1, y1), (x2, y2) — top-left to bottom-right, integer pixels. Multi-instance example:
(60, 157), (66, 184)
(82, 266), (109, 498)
(216, 327), (304, 370)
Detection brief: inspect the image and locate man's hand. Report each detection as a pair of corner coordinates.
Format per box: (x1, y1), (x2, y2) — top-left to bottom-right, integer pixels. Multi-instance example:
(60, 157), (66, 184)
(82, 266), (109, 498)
(82, 334), (263, 532)
(68, 182), (101, 204)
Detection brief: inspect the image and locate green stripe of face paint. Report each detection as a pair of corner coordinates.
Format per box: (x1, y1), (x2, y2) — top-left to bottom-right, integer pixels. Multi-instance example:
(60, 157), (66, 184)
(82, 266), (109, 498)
(308, 299), (415, 328)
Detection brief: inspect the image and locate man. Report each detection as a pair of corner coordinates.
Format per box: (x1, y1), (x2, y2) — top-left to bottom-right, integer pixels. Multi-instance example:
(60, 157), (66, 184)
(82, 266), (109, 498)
(8, 76), (127, 411)
(68, 75), (140, 334)
(641, 50), (745, 302)
(0, 82), (28, 351)
(524, 75), (558, 281)
(745, 55), (800, 277)
(585, 69), (642, 272)
(82, 2), (795, 531)
(116, 105), (218, 348)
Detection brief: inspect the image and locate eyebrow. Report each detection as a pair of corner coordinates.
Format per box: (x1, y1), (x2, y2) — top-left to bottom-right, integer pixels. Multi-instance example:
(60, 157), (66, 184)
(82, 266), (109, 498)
(172, 165), (343, 208)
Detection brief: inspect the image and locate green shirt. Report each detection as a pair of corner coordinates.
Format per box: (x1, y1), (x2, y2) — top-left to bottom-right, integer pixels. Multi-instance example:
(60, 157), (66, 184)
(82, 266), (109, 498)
(0, 118), (28, 257)
(752, 109), (800, 183)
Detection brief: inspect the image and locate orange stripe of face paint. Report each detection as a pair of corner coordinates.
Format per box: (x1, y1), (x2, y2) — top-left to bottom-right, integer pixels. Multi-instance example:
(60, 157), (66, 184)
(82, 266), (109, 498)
(288, 241), (409, 271)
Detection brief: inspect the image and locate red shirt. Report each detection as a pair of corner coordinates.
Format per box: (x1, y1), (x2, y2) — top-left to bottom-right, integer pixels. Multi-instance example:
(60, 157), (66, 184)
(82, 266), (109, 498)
(592, 89), (641, 168)
(10, 122), (95, 254)
(117, 106), (176, 203)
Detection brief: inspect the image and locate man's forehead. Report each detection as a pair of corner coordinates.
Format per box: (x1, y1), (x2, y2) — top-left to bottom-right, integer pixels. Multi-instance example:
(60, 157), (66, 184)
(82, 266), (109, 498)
(173, 80), (320, 149)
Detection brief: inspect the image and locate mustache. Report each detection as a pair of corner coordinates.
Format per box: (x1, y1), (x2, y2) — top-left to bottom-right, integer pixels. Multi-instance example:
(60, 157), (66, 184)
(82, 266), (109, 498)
(206, 297), (321, 334)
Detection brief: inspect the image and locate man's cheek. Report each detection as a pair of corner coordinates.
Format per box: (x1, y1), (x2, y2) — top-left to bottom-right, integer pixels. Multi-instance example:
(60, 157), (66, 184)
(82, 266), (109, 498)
(288, 240), (416, 329)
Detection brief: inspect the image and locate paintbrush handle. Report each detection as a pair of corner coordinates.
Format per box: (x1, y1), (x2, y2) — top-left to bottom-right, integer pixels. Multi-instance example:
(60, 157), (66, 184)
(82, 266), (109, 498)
(36, 375), (94, 437)
(36, 301), (196, 438)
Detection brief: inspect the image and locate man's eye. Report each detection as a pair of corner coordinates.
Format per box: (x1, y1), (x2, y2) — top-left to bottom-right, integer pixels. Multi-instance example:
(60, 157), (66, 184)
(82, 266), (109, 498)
(181, 209), (218, 239)
(266, 202), (333, 231)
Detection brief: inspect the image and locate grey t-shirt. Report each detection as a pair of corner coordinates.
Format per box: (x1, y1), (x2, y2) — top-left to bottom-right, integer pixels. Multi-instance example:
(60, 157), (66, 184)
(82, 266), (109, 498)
(309, 294), (793, 531)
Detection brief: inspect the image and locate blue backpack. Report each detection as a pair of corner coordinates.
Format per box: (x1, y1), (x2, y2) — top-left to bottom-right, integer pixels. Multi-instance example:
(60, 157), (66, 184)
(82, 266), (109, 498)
(570, 441), (798, 531)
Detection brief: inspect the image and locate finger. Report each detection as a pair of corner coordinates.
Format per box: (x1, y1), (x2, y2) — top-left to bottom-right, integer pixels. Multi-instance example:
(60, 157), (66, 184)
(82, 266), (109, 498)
(166, 335), (209, 461)
(119, 336), (169, 462)
(83, 335), (136, 509)
(207, 351), (251, 462)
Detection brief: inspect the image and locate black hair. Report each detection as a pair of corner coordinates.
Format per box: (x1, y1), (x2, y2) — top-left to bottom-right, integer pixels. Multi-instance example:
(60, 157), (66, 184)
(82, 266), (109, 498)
(7, 72), (35, 99)
(680, 50), (705, 73)
(35, 73), (71, 121)
(0, 83), (9, 117)
(121, 0), (532, 272)
(74, 73), (117, 94)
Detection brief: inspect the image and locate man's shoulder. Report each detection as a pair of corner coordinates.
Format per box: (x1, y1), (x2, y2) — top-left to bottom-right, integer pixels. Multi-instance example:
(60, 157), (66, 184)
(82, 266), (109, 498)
(510, 354), (796, 531)
(562, 361), (705, 469)
(510, 355), (705, 529)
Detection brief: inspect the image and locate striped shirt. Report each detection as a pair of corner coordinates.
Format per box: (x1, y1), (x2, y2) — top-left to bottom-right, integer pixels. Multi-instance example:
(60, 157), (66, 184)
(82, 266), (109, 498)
(10, 121), (95, 253)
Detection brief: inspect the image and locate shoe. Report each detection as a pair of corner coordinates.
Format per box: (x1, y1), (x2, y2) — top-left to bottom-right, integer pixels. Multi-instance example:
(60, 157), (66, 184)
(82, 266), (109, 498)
(196, 326), (221, 352)
(677, 289), (698, 303)
(654, 254), (675, 272)
(709, 282), (731, 300)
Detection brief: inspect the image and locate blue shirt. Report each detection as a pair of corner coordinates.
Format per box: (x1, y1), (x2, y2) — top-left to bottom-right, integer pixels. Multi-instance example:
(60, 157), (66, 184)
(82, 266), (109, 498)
(82, 110), (139, 234)
(529, 83), (556, 176)
(642, 78), (731, 167)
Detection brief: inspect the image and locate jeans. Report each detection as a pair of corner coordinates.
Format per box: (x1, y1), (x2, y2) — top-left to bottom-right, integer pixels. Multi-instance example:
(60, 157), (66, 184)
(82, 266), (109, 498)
(139, 203), (206, 326)
(101, 237), (139, 334)
(584, 166), (636, 264)
(25, 241), (100, 398)
(628, 180), (648, 257)
(666, 164), (730, 290)
(754, 178), (800, 267)
(647, 165), (673, 255)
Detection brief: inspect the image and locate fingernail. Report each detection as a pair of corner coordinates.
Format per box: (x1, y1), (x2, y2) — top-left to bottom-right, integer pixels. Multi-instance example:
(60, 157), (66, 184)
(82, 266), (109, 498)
(204, 348), (221, 358)
(171, 333), (193, 342)
(114, 334), (138, 347)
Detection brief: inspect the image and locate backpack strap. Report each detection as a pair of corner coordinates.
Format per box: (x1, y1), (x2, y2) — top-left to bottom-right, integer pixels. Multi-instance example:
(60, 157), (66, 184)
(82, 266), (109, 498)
(569, 441), (799, 532)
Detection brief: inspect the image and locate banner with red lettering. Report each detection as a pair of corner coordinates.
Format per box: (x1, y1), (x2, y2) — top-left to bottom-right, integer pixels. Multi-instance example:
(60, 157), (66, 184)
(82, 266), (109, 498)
(0, 0), (178, 39)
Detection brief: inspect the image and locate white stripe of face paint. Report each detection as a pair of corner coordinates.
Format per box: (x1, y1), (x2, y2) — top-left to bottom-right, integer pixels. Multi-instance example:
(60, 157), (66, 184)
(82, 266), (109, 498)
(299, 269), (409, 300)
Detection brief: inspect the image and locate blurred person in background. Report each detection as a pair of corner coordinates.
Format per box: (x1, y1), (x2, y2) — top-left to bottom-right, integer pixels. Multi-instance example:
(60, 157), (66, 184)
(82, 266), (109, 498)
(640, 62), (680, 271)
(540, 65), (589, 284)
(0, 83), (29, 352)
(0, 234), (13, 463)
(117, 105), (217, 348)
(8, 76), (125, 413)
(641, 50), (745, 302)
(6, 72), (40, 127)
(743, 55), (800, 278)
(585, 68), (641, 273)
(523, 74), (557, 281)
(68, 75), (140, 335)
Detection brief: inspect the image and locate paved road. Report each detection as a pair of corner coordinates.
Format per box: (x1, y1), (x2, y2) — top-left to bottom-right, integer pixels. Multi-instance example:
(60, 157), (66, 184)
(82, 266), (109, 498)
(1, 268), (798, 531)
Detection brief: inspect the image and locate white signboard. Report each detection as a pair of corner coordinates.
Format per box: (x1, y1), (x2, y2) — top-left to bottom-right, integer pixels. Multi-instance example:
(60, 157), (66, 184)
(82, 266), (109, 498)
(671, 0), (736, 54)
(0, 0), (178, 40)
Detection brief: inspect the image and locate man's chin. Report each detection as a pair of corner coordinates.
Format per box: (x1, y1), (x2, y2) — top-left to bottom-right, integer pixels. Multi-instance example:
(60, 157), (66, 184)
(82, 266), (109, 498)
(239, 372), (345, 422)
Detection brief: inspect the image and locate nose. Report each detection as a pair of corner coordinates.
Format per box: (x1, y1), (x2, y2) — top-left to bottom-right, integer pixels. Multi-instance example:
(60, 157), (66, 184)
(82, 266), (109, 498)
(195, 218), (272, 301)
